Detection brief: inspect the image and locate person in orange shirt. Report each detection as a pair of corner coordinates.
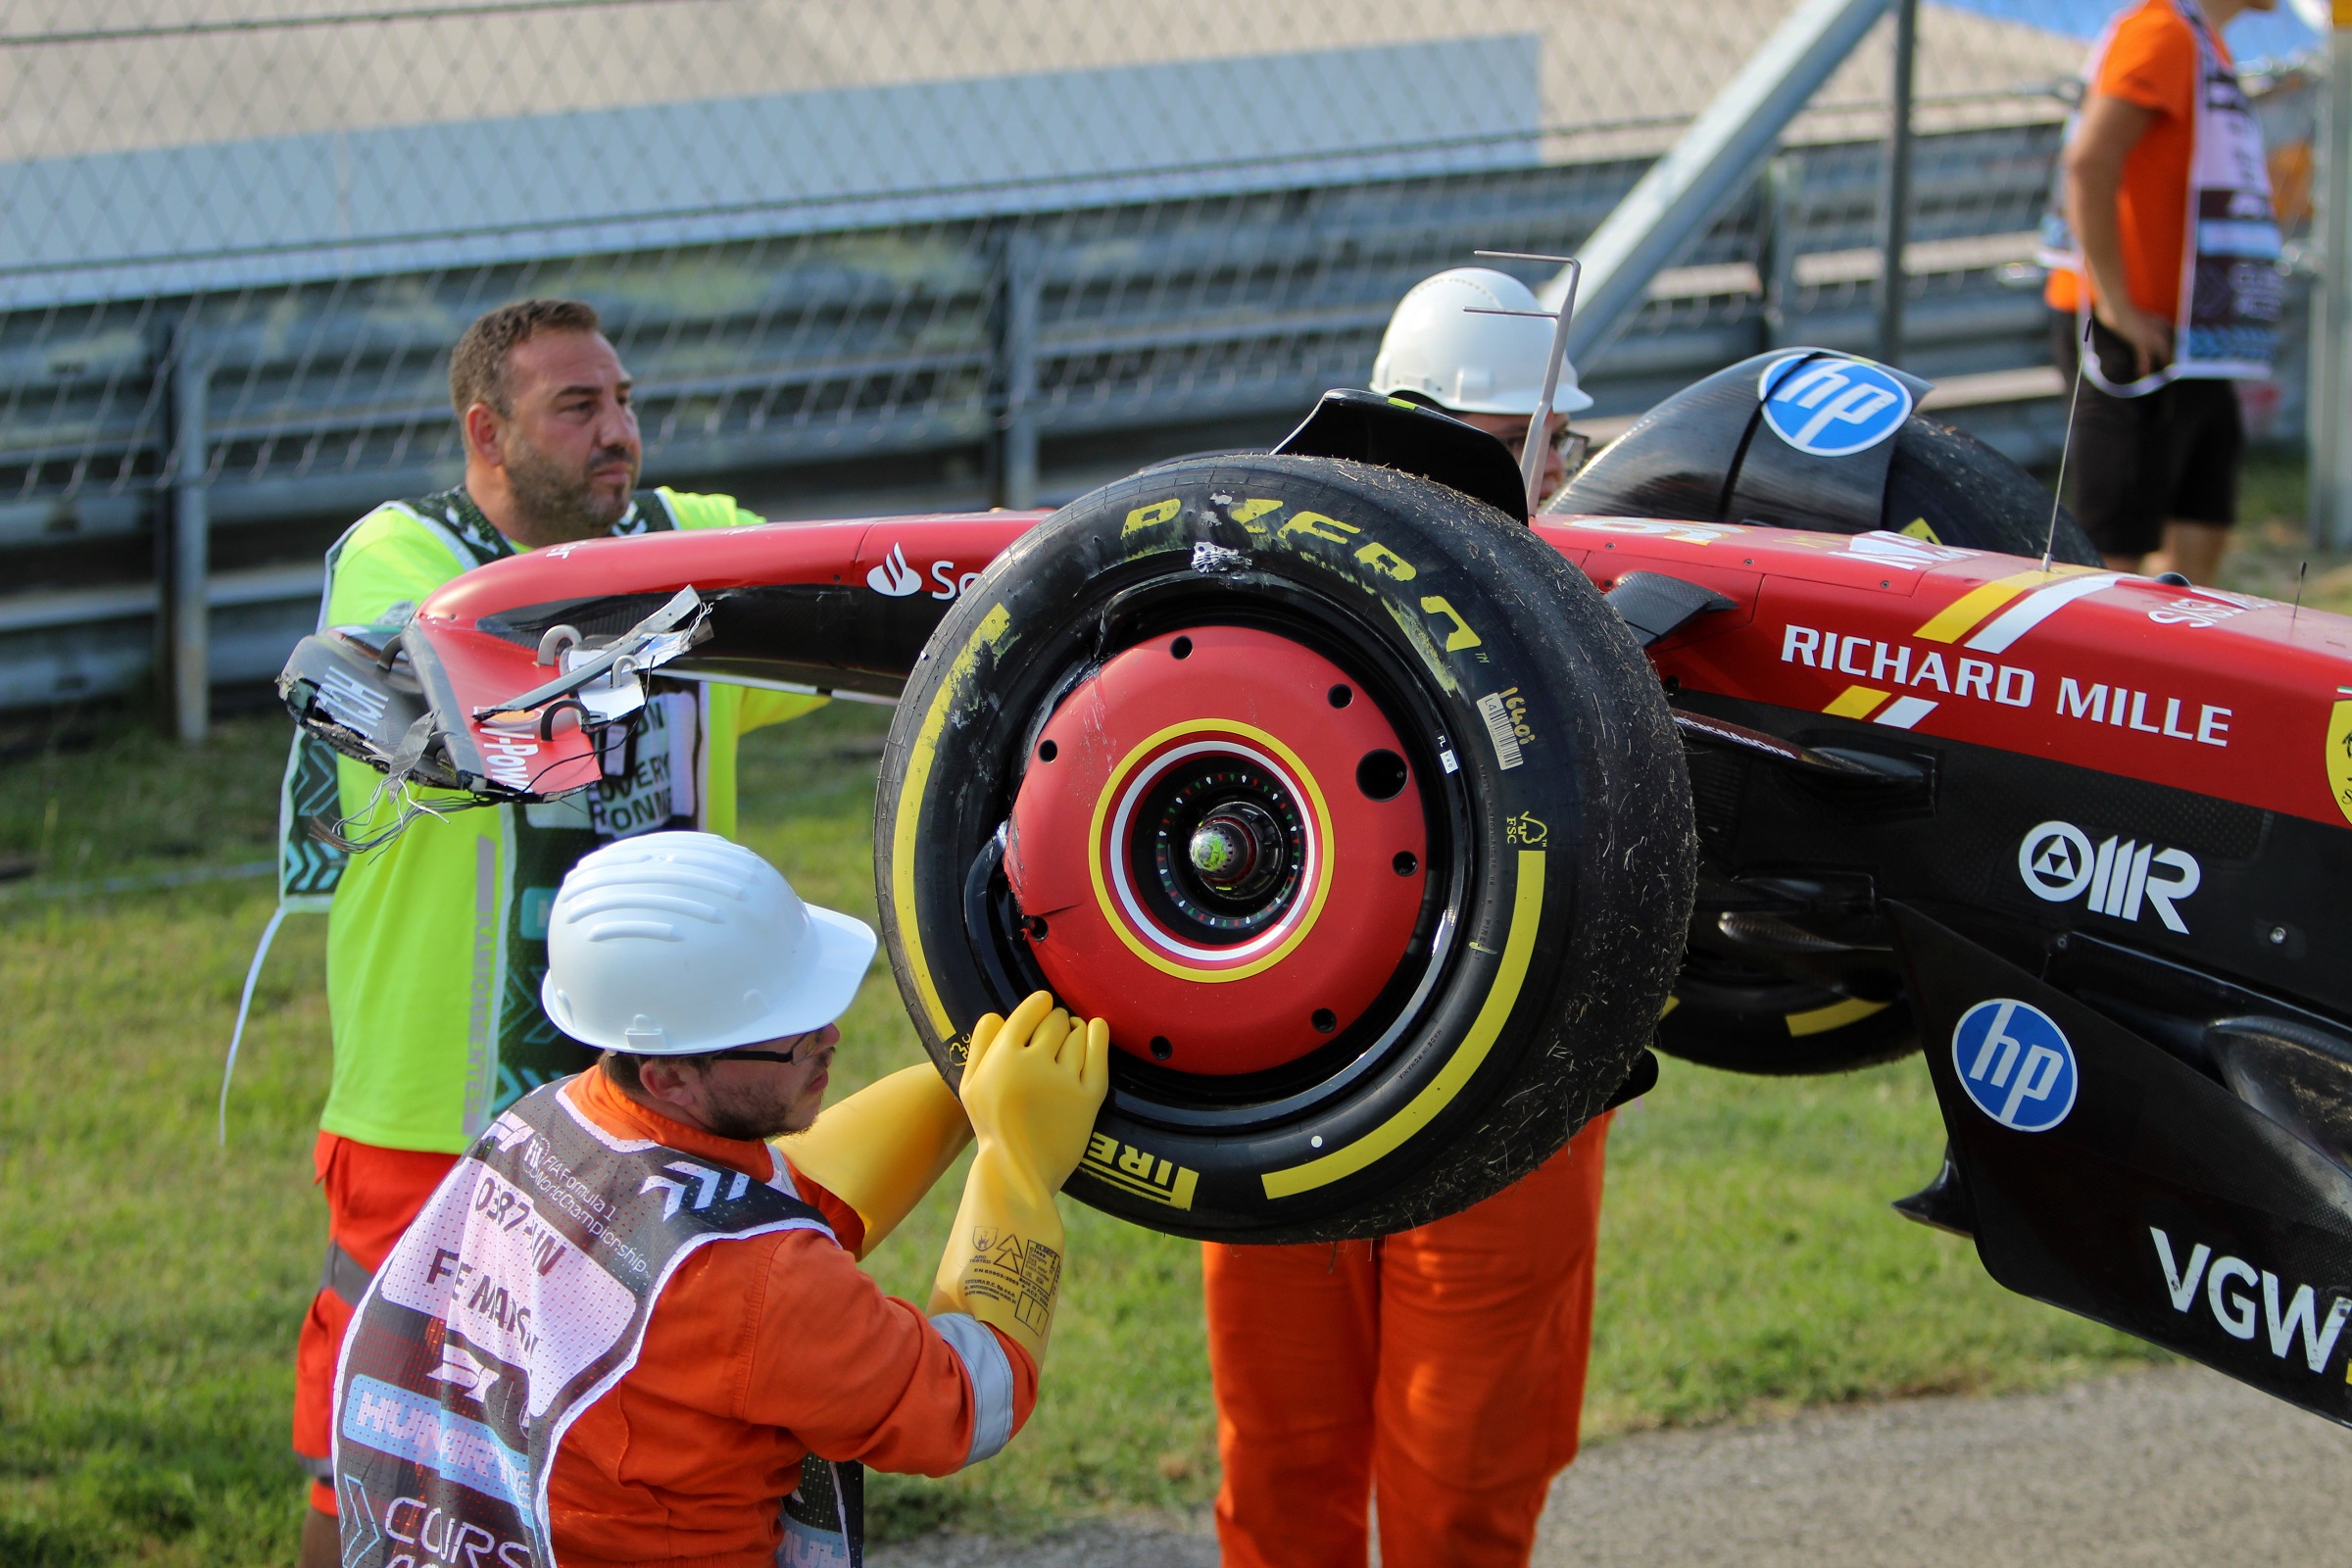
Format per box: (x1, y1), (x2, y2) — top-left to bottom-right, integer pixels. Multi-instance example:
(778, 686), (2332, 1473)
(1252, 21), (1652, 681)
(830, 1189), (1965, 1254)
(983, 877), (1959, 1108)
(329, 831), (1108, 1568)
(1200, 268), (1614, 1568)
(2042, 0), (2281, 581)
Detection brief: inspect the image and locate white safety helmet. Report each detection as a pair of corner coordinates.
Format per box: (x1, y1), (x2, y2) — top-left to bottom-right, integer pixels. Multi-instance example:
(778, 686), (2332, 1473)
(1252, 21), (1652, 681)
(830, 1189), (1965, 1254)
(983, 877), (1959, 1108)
(1369, 267), (1593, 417)
(540, 830), (876, 1055)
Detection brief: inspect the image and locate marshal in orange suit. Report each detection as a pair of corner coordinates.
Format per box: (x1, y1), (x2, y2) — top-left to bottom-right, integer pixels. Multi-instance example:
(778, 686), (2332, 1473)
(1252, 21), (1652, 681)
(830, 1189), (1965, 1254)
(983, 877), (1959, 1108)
(1202, 1112), (1611, 1568)
(1200, 266), (1618, 1568)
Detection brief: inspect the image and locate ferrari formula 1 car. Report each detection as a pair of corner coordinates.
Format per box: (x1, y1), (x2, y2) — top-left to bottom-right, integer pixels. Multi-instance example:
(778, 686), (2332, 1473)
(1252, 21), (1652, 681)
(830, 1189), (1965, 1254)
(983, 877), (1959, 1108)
(282, 350), (2352, 1430)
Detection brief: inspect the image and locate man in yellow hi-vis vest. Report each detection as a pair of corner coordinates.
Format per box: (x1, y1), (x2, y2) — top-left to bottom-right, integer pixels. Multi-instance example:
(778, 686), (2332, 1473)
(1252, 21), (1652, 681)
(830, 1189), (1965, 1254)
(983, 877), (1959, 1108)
(282, 299), (822, 1568)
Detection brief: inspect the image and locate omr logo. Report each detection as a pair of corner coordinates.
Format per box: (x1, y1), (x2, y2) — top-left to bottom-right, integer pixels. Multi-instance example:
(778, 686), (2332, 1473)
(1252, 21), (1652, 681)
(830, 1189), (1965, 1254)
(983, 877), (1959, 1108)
(866, 543), (922, 597)
(2017, 819), (2200, 933)
(1758, 354), (1913, 458)
(1952, 998), (2077, 1131)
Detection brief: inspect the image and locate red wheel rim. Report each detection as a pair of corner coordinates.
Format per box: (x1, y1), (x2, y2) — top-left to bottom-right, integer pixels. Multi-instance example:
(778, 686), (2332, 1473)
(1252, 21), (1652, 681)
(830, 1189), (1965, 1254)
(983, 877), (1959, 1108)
(1004, 625), (1428, 1075)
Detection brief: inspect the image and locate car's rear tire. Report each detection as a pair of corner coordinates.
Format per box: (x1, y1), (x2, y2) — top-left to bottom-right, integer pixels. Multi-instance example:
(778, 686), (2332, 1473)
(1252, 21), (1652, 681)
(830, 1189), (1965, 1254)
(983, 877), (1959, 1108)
(1655, 954), (1918, 1076)
(875, 454), (1695, 1242)
(1880, 417), (2101, 564)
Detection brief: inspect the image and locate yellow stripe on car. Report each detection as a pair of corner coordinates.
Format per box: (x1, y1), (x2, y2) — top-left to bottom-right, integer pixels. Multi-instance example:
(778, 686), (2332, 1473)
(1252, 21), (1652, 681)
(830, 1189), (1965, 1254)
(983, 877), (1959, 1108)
(1912, 564), (2099, 645)
(1824, 685), (1889, 719)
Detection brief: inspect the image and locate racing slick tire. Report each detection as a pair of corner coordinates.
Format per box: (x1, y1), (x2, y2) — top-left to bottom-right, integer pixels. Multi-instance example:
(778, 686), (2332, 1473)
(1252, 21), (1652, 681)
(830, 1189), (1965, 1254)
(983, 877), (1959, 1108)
(875, 454), (1695, 1243)
(1880, 417), (2102, 564)
(1655, 956), (1917, 1076)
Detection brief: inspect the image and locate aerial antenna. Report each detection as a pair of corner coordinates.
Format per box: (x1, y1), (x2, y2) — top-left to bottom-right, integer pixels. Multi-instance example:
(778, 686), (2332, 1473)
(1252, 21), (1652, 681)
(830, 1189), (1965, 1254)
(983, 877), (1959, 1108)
(1469, 250), (1582, 516)
(2042, 315), (2093, 573)
(2293, 559), (2309, 628)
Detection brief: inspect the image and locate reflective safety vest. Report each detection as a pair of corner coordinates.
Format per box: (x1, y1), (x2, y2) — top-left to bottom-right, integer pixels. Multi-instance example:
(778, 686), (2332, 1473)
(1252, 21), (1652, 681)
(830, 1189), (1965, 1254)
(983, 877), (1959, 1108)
(330, 1081), (863, 1568)
(261, 486), (821, 1153)
(2037, 0), (2282, 395)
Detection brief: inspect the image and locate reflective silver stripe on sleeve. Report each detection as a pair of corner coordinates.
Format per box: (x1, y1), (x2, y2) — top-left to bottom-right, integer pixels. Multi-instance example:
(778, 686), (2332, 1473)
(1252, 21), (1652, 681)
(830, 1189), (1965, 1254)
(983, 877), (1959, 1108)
(929, 1311), (1016, 1467)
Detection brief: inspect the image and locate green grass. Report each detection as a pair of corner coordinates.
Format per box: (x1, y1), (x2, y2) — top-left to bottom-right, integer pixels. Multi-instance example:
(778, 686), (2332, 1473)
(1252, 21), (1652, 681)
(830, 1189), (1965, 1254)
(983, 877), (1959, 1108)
(1, 701), (2166, 1565)
(2216, 447), (2352, 613)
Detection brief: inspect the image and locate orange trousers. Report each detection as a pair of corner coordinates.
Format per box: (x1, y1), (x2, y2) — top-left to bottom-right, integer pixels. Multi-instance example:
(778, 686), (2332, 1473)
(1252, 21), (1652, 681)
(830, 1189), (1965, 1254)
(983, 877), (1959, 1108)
(1202, 1113), (1610, 1568)
(291, 1132), (460, 1514)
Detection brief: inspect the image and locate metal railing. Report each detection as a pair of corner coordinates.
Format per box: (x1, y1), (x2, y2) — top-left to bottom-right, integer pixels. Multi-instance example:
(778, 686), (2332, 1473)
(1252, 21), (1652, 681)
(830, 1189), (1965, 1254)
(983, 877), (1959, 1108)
(0, 118), (2086, 721)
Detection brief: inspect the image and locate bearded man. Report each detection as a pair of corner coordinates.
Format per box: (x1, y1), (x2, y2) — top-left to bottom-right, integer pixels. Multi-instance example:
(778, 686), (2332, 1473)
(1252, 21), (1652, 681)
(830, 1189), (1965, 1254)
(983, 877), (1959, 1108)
(283, 299), (821, 1568)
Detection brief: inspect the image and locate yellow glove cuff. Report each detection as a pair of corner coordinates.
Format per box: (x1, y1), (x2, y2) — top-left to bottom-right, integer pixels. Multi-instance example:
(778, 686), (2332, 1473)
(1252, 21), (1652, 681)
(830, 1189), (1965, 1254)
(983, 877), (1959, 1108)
(928, 1146), (1065, 1366)
(774, 1063), (970, 1258)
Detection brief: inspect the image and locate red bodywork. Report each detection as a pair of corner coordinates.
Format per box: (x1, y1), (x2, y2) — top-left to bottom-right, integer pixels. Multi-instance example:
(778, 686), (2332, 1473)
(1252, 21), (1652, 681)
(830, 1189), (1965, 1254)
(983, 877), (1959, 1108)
(413, 511), (2352, 833)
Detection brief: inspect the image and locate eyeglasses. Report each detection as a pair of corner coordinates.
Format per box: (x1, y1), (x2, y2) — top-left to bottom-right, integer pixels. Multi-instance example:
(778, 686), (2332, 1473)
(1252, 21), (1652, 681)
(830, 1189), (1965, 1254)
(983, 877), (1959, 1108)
(704, 1032), (828, 1066)
(1554, 427), (1592, 477)
(1507, 424), (1592, 475)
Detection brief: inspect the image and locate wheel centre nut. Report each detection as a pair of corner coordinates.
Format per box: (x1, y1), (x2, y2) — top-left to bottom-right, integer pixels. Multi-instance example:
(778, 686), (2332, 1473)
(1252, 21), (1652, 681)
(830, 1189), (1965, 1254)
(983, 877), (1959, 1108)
(1189, 804), (1282, 895)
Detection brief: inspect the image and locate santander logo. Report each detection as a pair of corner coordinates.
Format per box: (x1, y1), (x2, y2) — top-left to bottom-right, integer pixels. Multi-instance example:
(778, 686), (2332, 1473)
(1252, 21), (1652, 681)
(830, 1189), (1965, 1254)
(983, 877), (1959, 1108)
(865, 541), (982, 602)
(866, 543), (922, 597)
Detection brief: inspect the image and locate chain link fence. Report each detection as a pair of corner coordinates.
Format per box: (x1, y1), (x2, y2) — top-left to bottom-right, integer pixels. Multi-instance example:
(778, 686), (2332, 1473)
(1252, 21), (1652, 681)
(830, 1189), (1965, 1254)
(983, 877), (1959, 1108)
(2, 0), (2289, 718)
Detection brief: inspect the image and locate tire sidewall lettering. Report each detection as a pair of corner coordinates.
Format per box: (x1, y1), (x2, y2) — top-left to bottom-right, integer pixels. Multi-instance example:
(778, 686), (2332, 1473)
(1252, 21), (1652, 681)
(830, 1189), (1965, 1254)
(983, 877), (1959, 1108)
(880, 458), (1691, 1241)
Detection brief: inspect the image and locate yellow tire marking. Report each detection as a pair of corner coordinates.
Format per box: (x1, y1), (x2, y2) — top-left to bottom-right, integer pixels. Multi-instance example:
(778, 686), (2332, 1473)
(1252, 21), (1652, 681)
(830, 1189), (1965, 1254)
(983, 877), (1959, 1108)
(1785, 997), (1890, 1037)
(1086, 720), (1335, 984)
(1261, 851), (1544, 1198)
(890, 603), (1013, 1040)
(1824, 685), (1889, 719)
(1122, 498), (1182, 534)
(1661, 995), (1680, 1018)
(1418, 595), (1483, 652)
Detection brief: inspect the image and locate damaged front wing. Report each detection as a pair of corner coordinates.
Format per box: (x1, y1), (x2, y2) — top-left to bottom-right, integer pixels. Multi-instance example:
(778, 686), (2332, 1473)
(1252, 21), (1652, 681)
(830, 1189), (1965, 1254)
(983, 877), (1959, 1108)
(278, 586), (709, 813)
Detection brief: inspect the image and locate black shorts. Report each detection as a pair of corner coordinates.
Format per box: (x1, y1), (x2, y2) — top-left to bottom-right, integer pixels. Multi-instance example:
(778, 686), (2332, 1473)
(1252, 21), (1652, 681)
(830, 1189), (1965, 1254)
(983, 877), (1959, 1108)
(2049, 309), (2242, 558)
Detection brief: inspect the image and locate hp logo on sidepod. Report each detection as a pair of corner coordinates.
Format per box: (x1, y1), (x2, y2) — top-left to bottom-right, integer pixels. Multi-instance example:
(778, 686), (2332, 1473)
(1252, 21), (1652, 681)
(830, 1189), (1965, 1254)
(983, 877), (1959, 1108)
(1952, 1000), (2078, 1132)
(1758, 355), (1913, 458)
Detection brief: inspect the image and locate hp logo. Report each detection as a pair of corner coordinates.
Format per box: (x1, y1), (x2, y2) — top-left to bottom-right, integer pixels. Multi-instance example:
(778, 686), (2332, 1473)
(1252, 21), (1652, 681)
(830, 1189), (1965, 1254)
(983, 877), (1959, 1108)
(1758, 355), (1913, 458)
(1952, 999), (2078, 1132)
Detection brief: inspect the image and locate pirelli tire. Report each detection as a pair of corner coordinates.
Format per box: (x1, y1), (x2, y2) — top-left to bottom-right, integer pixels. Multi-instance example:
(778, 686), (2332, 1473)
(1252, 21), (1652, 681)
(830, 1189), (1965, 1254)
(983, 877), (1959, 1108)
(1655, 959), (1918, 1077)
(874, 454), (1696, 1243)
(1880, 416), (2102, 564)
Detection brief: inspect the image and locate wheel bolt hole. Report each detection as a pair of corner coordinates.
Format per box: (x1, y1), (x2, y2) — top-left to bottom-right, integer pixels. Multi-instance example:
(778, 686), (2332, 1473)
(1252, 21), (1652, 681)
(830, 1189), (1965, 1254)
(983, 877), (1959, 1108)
(1170, 635), (1194, 660)
(1311, 1008), (1338, 1034)
(1355, 749), (1408, 802)
(1393, 851), (1418, 876)
(1037, 738), (1057, 762)
(1026, 916), (1049, 941)
(1150, 1035), (1173, 1060)
(1328, 683), (1353, 709)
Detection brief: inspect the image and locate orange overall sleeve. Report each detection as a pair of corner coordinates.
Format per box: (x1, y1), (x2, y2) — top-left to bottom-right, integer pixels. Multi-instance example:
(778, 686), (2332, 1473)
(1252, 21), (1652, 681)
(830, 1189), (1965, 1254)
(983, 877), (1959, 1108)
(545, 1075), (1040, 1568)
(740, 1226), (1041, 1475)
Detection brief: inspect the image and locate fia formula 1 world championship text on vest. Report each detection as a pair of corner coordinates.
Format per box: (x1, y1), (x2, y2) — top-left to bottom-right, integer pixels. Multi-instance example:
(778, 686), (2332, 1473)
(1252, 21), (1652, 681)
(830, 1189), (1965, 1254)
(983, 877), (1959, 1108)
(329, 1081), (867, 1568)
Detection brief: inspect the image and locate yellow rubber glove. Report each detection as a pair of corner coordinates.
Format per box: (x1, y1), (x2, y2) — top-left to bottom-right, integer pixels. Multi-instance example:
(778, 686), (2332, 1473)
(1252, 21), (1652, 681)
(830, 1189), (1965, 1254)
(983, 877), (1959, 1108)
(929, 990), (1110, 1366)
(774, 1058), (974, 1260)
